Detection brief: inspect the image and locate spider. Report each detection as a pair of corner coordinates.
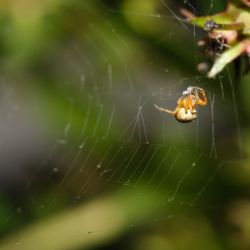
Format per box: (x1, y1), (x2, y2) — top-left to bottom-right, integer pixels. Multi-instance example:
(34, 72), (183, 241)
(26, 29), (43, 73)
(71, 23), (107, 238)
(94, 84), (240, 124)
(154, 86), (207, 123)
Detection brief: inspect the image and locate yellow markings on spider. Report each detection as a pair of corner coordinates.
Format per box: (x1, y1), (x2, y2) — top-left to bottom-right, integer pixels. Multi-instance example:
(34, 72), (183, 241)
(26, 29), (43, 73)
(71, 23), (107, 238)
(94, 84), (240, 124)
(154, 86), (207, 123)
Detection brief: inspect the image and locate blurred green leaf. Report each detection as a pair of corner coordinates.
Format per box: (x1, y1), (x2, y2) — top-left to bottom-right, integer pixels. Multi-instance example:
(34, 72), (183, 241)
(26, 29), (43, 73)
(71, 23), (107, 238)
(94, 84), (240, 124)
(208, 41), (245, 78)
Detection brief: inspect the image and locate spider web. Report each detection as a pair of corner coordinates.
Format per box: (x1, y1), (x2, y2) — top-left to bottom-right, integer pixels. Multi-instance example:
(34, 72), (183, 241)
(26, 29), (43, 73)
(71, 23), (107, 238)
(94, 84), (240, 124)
(0, 0), (244, 249)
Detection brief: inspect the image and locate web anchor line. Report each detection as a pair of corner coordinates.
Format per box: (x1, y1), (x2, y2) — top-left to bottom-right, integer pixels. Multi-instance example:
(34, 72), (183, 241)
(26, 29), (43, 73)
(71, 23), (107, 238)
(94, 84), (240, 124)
(209, 93), (217, 159)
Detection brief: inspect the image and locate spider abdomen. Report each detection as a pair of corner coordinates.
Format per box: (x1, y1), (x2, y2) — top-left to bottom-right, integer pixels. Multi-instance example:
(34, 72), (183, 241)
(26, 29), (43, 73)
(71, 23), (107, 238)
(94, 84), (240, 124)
(175, 108), (197, 123)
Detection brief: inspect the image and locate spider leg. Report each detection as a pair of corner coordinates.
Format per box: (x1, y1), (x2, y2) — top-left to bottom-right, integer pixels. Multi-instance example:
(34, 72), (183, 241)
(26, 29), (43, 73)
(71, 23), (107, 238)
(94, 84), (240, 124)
(196, 89), (207, 106)
(154, 104), (175, 115)
(183, 96), (194, 113)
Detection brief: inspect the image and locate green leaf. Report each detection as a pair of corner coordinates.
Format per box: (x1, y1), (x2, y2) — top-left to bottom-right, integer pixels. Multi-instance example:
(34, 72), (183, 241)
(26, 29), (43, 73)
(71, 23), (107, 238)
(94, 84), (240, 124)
(208, 42), (245, 78)
(190, 13), (235, 28)
(236, 11), (250, 35)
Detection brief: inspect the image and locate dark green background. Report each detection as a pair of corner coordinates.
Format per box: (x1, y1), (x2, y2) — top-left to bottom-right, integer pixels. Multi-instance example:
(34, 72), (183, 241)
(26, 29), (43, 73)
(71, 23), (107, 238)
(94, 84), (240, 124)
(0, 1), (249, 249)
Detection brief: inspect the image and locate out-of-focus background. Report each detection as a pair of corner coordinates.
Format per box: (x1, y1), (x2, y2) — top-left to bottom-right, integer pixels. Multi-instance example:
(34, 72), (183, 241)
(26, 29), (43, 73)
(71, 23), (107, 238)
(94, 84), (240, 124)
(0, 0), (250, 249)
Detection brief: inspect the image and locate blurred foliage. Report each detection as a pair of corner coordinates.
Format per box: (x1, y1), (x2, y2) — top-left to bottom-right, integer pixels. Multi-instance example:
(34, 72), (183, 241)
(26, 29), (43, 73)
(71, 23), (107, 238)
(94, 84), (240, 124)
(186, 0), (250, 78)
(0, 1), (249, 250)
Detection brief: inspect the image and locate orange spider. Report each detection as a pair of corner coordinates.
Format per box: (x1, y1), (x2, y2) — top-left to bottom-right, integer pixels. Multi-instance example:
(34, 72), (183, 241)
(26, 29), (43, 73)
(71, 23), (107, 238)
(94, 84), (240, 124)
(154, 86), (207, 123)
